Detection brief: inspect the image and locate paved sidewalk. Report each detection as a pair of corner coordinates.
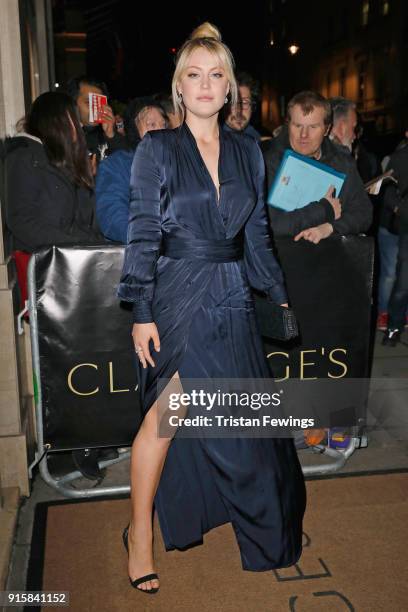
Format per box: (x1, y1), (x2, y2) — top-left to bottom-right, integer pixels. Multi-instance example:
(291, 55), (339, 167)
(4, 330), (408, 602)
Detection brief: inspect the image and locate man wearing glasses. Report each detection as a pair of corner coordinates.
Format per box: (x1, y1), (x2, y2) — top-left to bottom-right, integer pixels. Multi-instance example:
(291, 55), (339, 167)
(223, 71), (261, 141)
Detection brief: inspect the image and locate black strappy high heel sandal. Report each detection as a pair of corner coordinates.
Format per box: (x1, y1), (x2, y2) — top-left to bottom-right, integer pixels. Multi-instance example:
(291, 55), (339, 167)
(122, 525), (159, 594)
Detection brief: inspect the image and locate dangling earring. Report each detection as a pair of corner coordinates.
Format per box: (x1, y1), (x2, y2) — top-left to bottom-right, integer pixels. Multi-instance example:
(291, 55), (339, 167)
(224, 96), (228, 104)
(178, 92), (183, 101)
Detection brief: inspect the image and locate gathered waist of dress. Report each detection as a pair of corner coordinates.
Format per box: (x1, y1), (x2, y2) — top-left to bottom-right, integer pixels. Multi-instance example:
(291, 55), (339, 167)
(161, 233), (244, 263)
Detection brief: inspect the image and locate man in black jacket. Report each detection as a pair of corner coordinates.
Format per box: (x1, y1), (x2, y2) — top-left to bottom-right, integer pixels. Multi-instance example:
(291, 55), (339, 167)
(382, 143), (408, 345)
(263, 92), (373, 448)
(263, 91), (372, 242)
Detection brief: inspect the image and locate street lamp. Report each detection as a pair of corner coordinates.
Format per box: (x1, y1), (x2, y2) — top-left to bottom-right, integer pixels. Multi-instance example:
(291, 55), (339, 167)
(288, 44), (299, 55)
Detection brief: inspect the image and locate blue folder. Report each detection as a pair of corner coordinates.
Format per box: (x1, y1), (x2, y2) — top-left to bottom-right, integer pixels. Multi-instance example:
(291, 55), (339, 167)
(267, 149), (346, 211)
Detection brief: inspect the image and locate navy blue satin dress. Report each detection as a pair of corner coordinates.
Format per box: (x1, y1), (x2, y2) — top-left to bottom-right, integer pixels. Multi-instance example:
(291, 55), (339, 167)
(118, 122), (306, 571)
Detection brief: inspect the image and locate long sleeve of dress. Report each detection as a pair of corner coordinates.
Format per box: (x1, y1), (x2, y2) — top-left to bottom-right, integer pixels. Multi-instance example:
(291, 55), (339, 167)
(244, 140), (288, 305)
(117, 133), (162, 323)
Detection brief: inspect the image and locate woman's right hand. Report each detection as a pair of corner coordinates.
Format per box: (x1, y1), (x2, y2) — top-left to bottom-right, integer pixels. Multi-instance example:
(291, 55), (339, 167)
(132, 322), (160, 369)
(324, 185), (342, 220)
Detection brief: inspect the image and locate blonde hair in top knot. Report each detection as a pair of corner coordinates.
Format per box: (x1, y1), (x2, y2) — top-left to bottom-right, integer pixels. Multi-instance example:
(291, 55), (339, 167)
(190, 22), (222, 41)
(172, 22), (238, 122)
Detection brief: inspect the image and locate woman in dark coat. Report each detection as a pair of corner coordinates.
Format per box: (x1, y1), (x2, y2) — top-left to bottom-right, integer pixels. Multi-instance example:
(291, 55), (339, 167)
(5, 92), (104, 480)
(5, 91), (102, 253)
(118, 22), (306, 594)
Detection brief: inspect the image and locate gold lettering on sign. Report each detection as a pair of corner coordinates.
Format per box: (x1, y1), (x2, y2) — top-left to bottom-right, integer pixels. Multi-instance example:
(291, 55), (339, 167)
(328, 348), (348, 378)
(109, 361), (130, 393)
(266, 351), (289, 381)
(267, 347), (349, 379)
(300, 350), (318, 380)
(67, 363), (99, 396)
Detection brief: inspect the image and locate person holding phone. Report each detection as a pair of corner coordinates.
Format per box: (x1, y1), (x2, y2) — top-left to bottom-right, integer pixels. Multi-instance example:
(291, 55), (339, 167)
(65, 76), (126, 167)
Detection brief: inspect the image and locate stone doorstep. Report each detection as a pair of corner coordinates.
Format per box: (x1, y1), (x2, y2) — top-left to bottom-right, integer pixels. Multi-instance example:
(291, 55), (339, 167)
(0, 487), (20, 590)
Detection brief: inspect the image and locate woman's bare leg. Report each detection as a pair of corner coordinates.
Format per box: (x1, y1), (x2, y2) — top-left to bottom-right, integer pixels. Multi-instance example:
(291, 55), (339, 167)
(127, 372), (182, 591)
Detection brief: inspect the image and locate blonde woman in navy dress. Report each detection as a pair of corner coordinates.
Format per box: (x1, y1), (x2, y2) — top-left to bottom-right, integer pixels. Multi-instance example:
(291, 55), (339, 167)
(118, 22), (306, 594)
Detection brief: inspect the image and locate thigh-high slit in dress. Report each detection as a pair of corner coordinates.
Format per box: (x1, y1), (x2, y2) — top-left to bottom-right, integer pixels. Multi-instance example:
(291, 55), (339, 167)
(118, 122), (306, 571)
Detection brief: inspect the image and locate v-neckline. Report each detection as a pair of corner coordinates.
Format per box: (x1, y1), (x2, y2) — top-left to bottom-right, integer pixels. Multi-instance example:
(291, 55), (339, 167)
(183, 121), (223, 207)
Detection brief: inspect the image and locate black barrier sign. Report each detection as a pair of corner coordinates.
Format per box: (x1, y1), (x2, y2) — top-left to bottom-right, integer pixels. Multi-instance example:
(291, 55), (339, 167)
(34, 246), (141, 449)
(32, 238), (373, 450)
(266, 235), (374, 381)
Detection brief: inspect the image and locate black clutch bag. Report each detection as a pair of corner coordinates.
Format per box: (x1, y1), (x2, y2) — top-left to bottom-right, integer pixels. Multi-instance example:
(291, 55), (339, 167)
(253, 294), (299, 341)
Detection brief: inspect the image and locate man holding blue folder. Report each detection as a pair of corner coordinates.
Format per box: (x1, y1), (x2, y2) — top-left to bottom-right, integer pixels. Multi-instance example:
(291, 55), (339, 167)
(263, 91), (372, 243)
(262, 91), (373, 447)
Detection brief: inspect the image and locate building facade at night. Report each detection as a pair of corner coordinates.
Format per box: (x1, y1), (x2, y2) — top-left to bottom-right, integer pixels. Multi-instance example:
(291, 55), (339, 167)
(262, 0), (407, 143)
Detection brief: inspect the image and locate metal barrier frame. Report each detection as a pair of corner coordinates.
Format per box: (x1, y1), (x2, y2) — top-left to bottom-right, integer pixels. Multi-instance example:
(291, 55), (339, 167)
(27, 254), (131, 499)
(304, 434), (364, 475)
(27, 252), (364, 499)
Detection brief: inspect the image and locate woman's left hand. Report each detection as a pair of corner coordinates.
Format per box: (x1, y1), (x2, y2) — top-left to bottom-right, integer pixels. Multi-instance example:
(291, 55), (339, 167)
(280, 303), (289, 308)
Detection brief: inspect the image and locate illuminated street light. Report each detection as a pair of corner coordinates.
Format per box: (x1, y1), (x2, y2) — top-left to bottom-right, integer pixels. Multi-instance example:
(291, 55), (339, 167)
(288, 44), (299, 55)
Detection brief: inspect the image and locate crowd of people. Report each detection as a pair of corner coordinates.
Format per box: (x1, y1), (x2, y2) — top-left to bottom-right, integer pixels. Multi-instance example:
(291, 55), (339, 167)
(4, 71), (406, 346)
(2, 19), (407, 594)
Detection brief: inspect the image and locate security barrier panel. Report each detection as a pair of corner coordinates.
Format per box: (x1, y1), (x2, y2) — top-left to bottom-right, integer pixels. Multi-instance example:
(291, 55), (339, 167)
(28, 237), (373, 497)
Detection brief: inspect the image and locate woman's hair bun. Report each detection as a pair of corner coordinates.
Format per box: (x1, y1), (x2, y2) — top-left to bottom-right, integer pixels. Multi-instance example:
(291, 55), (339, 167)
(190, 22), (222, 42)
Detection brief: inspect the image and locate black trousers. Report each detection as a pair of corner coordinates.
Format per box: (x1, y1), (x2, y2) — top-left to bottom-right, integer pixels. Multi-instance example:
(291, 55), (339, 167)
(388, 233), (408, 330)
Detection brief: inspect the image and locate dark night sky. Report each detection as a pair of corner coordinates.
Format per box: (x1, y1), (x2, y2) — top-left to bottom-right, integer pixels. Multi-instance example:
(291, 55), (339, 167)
(84, 2), (269, 100)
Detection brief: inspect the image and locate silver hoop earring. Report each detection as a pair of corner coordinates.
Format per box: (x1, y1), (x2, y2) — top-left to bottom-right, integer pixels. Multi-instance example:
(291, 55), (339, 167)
(178, 92), (183, 101)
